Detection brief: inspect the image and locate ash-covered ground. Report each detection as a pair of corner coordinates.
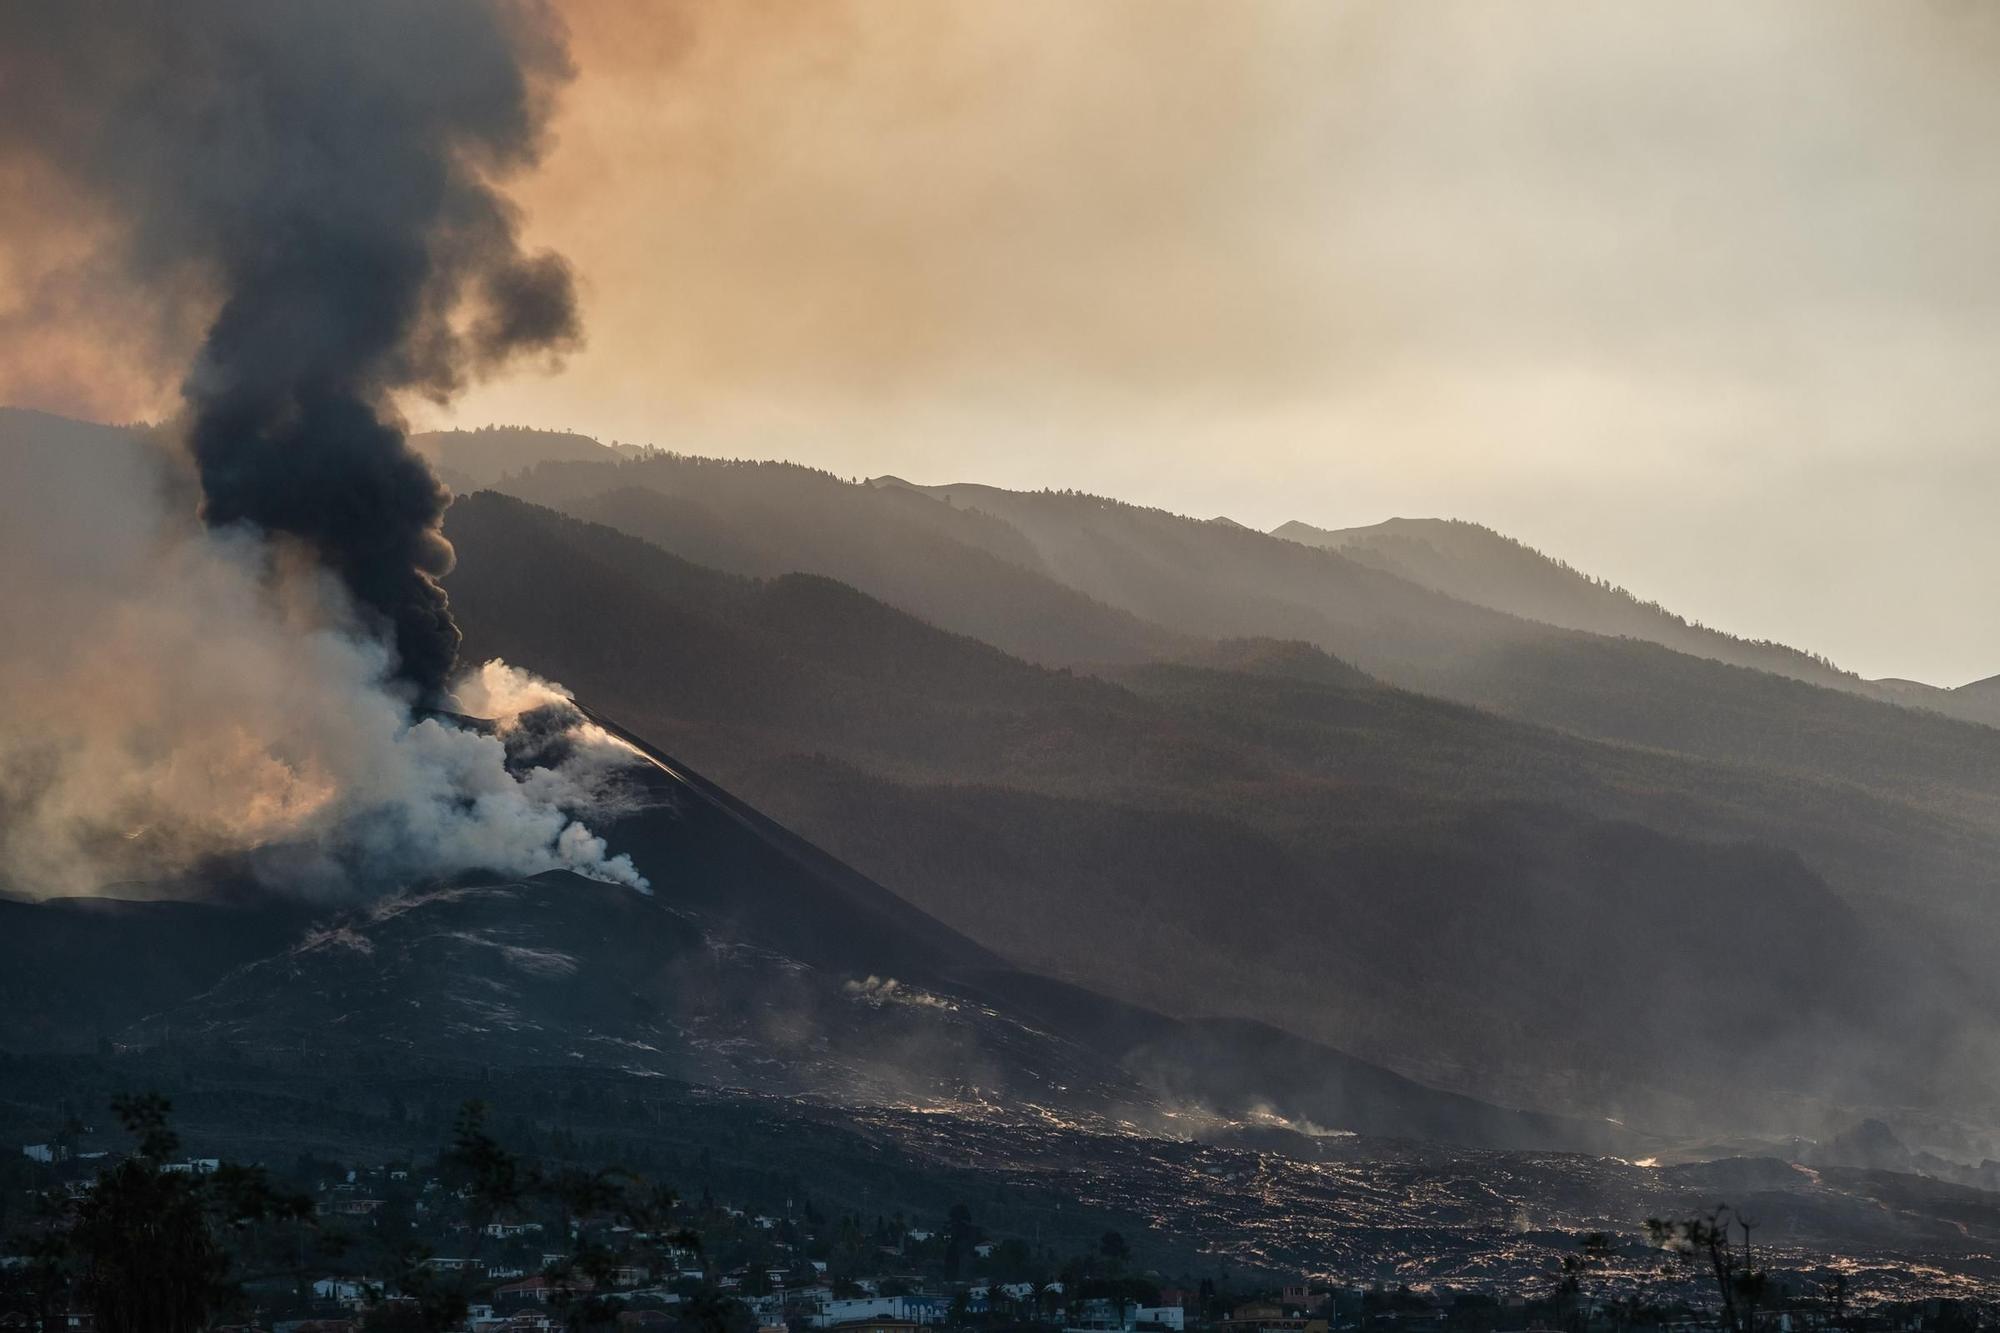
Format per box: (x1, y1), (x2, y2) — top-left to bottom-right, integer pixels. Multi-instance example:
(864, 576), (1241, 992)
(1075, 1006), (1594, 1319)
(837, 1097), (2000, 1302)
(9, 1042), (2000, 1305)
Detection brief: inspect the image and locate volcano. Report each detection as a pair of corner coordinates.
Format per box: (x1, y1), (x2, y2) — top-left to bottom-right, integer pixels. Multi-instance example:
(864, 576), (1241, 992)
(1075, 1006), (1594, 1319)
(2, 704), (1632, 1157)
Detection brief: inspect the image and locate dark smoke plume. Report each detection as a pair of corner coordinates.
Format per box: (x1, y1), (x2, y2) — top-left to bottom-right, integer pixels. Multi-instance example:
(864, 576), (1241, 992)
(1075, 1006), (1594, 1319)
(0, 1), (580, 694)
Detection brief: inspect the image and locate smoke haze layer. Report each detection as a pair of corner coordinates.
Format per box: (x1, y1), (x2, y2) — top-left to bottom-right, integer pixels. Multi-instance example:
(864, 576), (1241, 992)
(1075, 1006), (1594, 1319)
(0, 412), (648, 900)
(0, 0), (581, 693)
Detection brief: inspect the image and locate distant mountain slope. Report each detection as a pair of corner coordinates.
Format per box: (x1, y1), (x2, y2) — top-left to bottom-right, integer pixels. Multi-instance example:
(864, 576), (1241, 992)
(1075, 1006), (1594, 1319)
(892, 482), (2000, 816)
(1274, 516), (1855, 686)
(0, 405), (150, 453)
(881, 480), (1538, 682)
(485, 454), (1189, 667)
(1954, 672), (2000, 710)
(1275, 516), (2000, 726)
(12, 412), (2000, 1142)
(410, 426), (635, 493)
(413, 426), (2000, 744)
(442, 491), (1984, 1132)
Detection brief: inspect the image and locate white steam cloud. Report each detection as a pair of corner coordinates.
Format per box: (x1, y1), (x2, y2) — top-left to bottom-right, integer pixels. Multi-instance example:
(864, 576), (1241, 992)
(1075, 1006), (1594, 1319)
(0, 414), (649, 899)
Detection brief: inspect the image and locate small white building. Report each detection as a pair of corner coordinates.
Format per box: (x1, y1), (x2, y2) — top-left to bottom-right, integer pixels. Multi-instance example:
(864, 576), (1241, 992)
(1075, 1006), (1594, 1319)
(807, 1295), (938, 1328)
(161, 1158), (220, 1175)
(312, 1276), (380, 1308)
(1067, 1299), (1185, 1333)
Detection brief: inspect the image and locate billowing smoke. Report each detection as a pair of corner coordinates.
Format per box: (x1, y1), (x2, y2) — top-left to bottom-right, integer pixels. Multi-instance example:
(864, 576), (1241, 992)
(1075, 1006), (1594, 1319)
(0, 3), (653, 898)
(0, 0), (580, 695)
(0, 418), (647, 898)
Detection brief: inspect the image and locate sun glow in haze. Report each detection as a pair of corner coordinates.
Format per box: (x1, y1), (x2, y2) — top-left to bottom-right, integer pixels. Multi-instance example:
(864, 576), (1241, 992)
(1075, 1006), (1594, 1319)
(12, 2), (2000, 682)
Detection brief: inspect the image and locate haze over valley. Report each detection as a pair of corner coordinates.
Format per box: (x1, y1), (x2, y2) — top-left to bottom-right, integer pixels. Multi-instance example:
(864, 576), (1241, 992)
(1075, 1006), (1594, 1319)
(4, 4), (2000, 1330)
(10, 405), (2000, 1312)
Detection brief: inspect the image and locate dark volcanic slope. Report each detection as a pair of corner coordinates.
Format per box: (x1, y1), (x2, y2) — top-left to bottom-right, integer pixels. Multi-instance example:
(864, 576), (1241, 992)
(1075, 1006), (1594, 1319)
(0, 893), (310, 1053)
(117, 719), (1629, 1154)
(441, 490), (1978, 1134)
(441, 447), (2000, 1105)
(16, 413), (2000, 1147)
(137, 870), (1122, 1112)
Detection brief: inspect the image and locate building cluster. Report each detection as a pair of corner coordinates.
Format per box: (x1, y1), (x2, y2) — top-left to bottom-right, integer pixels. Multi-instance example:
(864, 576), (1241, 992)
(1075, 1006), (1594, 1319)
(9, 1145), (2000, 1333)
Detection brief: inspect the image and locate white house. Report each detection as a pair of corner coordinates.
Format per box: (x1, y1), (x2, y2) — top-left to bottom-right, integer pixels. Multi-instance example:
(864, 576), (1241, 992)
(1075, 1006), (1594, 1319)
(1066, 1299), (1184, 1332)
(311, 1276), (379, 1307)
(160, 1158), (220, 1175)
(807, 1295), (940, 1328)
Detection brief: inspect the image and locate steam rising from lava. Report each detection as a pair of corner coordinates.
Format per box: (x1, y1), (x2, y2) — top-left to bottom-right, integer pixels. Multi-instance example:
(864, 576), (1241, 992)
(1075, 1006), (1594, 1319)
(0, 3), (648, 898)
(0, 422), (648, 898)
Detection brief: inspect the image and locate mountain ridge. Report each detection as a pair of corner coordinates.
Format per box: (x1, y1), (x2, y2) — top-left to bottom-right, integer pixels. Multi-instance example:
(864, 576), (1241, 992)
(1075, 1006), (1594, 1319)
(440, 488), (1985, 1135)
(11, 412), (2000, 1147)
(1273, 514), (2000, 724)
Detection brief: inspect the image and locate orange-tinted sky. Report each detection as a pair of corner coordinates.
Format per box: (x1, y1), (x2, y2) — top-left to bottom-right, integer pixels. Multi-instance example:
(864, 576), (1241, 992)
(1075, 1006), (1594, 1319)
(10, 2), (2000, 684)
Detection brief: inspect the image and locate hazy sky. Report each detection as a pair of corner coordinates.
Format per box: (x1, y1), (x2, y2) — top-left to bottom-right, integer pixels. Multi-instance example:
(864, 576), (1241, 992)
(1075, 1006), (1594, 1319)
(8, 2), (2000, 684)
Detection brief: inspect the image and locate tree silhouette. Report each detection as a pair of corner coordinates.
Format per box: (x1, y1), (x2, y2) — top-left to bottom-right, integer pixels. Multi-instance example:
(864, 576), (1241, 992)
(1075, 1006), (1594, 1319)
(1646, 1206), (1766, 1333)
(1555, 1231), (1612, 1333)
(71, 1093), (308, 1333)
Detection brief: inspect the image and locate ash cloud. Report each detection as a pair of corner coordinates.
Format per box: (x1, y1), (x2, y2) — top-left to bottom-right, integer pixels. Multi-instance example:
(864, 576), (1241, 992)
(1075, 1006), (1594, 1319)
(0, 416), (647, 899)
(0, 0), (581, 695)
(0, 3), (641, 897)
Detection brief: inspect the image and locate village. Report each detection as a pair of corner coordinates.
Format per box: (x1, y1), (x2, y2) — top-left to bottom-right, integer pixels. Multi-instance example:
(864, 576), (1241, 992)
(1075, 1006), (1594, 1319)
(7, 1137), (1998, 1333)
